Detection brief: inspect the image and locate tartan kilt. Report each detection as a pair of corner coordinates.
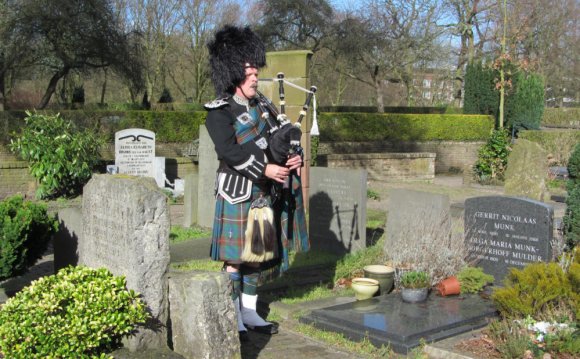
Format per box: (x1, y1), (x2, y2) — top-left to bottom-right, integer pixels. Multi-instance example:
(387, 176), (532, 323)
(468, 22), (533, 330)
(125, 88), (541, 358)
(210, 174), (309, 274)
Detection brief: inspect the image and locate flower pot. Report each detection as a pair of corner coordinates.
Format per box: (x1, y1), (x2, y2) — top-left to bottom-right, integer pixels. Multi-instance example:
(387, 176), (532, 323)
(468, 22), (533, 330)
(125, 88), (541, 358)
(401, 287), (429, 303)
(351, 278), (380, 300)
(363, 265), (395, 295)
(437, 276), (461, 297)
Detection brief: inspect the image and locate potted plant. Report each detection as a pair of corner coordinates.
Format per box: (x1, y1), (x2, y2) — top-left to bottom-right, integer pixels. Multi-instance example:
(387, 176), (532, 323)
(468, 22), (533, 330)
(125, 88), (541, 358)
(400, 270), (430, 303)
(457, 266), (494, 294)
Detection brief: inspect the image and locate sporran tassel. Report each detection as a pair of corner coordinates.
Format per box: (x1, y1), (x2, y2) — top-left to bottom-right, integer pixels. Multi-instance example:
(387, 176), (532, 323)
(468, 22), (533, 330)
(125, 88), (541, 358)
(242, 195), (277, 262)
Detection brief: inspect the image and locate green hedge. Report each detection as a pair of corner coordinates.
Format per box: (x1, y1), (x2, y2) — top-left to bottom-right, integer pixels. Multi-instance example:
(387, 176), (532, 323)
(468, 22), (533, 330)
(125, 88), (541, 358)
(318, 112), (493, 142)
(319, 106), (463, 114)
(518, 129), (580, 166)
(542, 108), (580, 128)
(0, 110), (207, 144)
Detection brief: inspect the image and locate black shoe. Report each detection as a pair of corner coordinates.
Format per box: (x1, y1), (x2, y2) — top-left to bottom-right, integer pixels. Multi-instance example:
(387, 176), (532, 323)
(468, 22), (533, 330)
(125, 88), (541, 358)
(246, 323), (278, 335)
(239, 330), (250, 342)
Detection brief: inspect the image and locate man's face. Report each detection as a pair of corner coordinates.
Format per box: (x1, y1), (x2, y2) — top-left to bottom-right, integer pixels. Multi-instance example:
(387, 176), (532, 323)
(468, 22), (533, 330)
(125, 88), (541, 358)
(236, 65), (259, 99)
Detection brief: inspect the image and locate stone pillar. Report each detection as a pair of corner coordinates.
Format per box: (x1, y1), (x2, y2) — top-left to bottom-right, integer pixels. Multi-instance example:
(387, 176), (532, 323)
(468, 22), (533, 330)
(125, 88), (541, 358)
(168, 270), (240, 359)
(262, 50), (313, 210)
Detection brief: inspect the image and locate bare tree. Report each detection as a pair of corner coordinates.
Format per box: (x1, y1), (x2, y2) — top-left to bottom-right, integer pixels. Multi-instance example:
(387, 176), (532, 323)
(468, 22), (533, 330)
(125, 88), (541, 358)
(123, 0), (184, 106)
(331, 0), (445, 112)
(173, 0), (239, 103)
(441, 0), (496, 107)
(6, 0), (144, 109)
(253, 0), (334, 52)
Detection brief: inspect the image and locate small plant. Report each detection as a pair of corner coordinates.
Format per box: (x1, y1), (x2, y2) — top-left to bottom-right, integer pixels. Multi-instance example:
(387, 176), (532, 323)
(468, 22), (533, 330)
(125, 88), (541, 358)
(473, 128), (512, 183)
(491, 262), (576, 320)
(367, 188), (380, 200)
(0, 266), (150, 358)
(10, 111), (102, 199)
(0, 195), (58, 280)
(400, 271), (430, 289)
(457, 266), (494, 294)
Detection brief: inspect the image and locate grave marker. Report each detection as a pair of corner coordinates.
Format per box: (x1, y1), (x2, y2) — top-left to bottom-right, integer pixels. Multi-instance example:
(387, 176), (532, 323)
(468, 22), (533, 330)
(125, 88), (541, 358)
(197, 126), (219, 228)
(115, 128), (155, 178)
(79, 174), (170, 351)
(309, 167), (367, 255)
(465, 196), (553, 283)
(385, 189), (451, 257)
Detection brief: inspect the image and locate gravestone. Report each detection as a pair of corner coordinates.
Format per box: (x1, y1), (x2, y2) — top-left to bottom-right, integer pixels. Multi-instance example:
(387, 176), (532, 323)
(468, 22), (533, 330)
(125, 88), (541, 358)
(385, 189), (451, 260)
(115, 128), (155, 178)
(309, 167), (367, 255)
(79, 174), (170, 351)
(197, 126), (219, 228)
(301, 292), (497, 354)
(464, 196), (553, 283)
(183, 173), (199, 227)
(504, 139), (549, 201)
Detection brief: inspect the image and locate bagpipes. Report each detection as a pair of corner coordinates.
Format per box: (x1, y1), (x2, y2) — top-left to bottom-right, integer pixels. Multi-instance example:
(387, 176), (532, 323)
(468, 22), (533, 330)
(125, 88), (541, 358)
(255, 72), (317, 165)
(242, 74), (316, 262)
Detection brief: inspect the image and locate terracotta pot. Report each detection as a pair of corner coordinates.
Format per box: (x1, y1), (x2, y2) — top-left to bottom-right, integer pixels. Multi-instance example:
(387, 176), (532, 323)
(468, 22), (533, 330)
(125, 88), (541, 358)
(437, 276), (461, 296)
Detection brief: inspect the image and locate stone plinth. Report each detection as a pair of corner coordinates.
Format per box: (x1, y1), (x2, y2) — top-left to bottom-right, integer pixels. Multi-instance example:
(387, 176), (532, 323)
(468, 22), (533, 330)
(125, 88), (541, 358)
(168, 270), (240, 359)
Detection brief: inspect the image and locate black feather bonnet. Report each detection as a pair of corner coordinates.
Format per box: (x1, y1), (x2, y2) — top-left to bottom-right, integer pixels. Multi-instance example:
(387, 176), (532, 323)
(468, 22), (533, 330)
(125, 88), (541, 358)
(207, 25), (266, 97)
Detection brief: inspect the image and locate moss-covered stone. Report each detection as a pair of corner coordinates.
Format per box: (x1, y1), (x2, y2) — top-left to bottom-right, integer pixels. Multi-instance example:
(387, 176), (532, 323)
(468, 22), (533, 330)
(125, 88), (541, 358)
(504, 139), (549, 201)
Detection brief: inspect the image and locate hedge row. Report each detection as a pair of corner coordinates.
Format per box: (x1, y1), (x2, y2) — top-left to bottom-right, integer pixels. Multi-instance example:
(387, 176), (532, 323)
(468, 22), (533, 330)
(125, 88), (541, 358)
(318, 106), (463, 114)
(318, 112), (494, 142)
(0, 110), (206, 144)
(518, 129), (580, 167)
(542, 108), (580, 128)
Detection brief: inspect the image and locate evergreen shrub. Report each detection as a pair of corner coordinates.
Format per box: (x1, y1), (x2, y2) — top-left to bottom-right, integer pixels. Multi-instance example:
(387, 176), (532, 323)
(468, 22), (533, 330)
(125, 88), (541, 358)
(563, 143), (580, 248)
(158, 88), (173, 103)
(491, 262), (577, 320)
(318, 113), (493, 142)
(473, 128), (511, 182)
(464, 62), (499, 119)
(505, 72), (544, 130)
(0, 195), (58, 280)
(0, 110), (207, 145)
(10, 112), (102, 199)
(457, 266), (494, 294)
(0, 266), (150, 358)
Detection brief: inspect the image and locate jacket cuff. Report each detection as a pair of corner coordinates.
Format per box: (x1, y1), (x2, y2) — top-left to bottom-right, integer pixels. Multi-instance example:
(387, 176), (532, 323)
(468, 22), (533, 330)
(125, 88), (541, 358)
(233, 153), (268, 181)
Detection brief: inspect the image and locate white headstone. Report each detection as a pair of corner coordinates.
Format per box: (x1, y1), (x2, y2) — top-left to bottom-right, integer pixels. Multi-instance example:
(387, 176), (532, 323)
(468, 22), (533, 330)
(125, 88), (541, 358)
(115, 128), (155, 178)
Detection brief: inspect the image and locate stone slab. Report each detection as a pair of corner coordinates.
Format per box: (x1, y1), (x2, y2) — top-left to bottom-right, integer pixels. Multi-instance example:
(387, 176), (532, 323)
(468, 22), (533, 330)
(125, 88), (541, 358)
(465, 196), (553, 283)
(300, 292), (498, 354)
(309, 167), (367, 255)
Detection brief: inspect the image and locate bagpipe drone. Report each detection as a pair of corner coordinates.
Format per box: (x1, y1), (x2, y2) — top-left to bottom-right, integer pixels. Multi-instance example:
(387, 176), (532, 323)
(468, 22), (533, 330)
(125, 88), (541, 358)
(256, 72), (317, 166)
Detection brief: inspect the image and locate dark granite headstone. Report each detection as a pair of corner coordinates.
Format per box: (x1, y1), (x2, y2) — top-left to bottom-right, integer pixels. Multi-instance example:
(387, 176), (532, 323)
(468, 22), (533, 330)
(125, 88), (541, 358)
(300, 293), (497, 354)
(309, 167), (367, 255)
(464, 196), (553, 283)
